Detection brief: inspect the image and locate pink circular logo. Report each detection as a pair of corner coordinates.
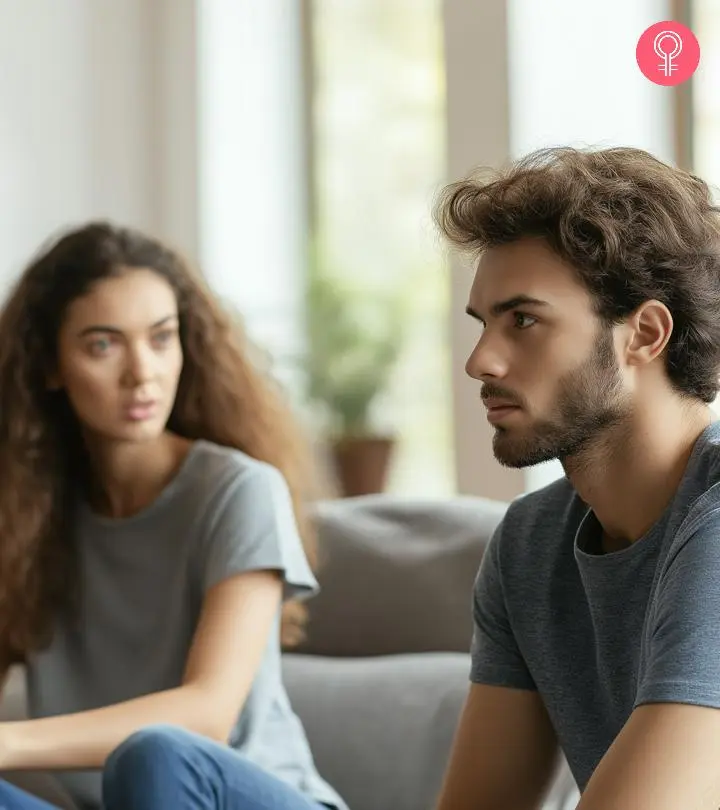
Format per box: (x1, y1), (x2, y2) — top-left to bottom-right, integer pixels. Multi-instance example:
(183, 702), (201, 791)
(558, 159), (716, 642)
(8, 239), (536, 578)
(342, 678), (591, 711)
(636, 21), (700, 85)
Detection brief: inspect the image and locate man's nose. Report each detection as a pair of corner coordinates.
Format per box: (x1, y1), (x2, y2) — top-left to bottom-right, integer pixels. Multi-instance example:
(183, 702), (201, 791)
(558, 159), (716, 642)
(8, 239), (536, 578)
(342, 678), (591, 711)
(465, 333), (509, 380)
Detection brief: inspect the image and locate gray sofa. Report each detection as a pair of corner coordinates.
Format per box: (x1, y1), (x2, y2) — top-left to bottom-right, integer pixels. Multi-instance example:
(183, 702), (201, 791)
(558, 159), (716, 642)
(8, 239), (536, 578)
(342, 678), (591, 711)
(287, 494), (579, 810)
(0, 494), (580, 810)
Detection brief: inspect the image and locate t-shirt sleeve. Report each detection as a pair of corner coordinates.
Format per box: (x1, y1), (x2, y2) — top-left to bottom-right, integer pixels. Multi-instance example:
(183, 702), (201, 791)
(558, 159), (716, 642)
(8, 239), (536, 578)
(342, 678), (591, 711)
(470, 519), (536, 690)
(635, 513), (720, 708)
(200, 461), (319, 602)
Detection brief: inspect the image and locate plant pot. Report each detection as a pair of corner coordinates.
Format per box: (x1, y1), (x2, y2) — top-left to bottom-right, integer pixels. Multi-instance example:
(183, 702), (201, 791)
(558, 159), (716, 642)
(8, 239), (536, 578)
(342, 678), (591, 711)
(331, 435), (396, 497)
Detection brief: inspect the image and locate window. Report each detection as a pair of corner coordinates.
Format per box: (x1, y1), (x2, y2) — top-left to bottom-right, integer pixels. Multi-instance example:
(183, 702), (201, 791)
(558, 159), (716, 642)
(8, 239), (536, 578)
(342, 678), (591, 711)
(692, 0), (720, 197)
(197, 1), (307, 392)
(691, 0), (720, 415)
(309, 0), (453, 495)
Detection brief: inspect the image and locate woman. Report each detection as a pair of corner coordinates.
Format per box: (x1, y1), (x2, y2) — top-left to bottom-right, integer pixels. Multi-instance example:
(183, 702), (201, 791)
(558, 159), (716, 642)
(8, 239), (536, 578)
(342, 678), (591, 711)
(0, 222), (347, 810)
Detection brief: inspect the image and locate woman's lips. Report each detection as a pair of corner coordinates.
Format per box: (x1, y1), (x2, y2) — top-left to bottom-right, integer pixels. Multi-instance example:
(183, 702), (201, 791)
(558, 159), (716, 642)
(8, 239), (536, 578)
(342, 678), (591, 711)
(124, 402), (158, 421)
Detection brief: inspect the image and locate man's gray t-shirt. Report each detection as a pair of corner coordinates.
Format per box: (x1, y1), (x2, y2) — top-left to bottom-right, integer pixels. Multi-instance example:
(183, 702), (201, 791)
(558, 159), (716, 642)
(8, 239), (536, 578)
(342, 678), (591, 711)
(25, 440), (347, 810)
(471, 419), (720, 793)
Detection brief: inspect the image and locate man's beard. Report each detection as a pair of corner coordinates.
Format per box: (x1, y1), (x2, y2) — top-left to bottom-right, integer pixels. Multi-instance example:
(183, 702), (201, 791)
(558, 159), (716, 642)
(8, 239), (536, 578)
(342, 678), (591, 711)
(491, 327), (629, 469)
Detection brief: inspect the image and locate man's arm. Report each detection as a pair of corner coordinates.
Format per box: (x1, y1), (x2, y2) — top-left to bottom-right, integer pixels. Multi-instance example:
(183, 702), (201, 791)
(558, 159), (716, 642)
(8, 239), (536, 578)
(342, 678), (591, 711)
(436, 682), (560, 810)
(577, 702), (720, 809)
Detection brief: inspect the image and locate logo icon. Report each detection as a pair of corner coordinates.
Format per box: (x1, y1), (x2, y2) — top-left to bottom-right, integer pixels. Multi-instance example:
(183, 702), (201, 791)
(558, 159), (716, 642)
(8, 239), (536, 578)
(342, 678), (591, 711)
(636, 20), (700, 85)
(654, 30), (683, 77)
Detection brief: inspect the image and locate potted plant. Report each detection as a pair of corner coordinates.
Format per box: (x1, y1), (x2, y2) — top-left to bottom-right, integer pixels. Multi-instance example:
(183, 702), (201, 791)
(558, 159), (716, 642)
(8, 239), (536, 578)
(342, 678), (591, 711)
(303, 256), (404, 497)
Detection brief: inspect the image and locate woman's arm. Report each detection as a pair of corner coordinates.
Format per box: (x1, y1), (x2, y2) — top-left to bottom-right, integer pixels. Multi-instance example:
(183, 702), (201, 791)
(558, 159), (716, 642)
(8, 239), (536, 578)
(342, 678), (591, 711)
(0, 569), (282, 771)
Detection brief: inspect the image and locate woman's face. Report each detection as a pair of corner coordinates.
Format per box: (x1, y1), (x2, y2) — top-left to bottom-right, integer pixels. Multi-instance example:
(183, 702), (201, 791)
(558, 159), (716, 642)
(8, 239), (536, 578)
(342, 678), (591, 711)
(52, 268), (184, 444)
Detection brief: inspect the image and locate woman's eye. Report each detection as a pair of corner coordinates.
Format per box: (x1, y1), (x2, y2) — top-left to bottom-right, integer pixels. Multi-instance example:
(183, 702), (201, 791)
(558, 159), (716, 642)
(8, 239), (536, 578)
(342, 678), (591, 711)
(152, 329), (176, 347)
(514, 312), (537, 329)
(88, 337), (113, 355)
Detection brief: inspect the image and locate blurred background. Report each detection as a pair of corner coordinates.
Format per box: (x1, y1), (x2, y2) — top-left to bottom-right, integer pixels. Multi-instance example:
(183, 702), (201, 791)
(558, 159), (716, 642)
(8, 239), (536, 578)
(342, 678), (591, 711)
(0, 0), (716, 501)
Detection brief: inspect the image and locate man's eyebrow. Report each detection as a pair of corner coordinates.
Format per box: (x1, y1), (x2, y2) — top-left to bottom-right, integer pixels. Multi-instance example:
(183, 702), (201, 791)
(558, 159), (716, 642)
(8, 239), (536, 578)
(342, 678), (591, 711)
(465, 295), (551, 322)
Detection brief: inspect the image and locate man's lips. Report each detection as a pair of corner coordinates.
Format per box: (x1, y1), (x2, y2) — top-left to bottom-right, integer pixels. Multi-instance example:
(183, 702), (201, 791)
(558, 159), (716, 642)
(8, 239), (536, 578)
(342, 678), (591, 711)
(483, 398), (520, 410)
(483, 399), (522, 424)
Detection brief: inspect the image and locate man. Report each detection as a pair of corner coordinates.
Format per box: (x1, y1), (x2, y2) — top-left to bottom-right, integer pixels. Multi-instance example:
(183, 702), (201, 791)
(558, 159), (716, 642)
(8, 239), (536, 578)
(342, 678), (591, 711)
(433, 145), (720, 810)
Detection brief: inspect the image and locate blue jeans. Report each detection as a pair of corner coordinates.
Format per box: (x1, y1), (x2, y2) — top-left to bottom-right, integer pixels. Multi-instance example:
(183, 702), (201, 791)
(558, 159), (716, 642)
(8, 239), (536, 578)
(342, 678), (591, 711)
(0, 725), (332, 809)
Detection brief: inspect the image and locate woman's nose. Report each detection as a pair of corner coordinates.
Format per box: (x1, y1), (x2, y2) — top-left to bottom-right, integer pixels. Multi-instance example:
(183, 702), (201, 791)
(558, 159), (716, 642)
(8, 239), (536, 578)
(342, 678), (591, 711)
(122, 344), (155, 386)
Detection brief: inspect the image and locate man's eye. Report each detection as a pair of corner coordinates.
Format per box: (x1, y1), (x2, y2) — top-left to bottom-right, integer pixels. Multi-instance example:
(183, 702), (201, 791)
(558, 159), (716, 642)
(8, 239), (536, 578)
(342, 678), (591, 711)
(514, 312), (537, 329)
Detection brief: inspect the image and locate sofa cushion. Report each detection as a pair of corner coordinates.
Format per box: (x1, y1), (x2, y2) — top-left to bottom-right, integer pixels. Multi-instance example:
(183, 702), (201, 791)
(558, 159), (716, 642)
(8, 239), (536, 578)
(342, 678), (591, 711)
(301, 495), (508, 656)
(283, 652), (470, 810)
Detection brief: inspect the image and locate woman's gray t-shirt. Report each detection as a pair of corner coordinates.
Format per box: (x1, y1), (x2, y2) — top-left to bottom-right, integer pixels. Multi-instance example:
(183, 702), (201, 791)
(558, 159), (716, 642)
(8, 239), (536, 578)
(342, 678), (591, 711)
(25, 440), (347, 810)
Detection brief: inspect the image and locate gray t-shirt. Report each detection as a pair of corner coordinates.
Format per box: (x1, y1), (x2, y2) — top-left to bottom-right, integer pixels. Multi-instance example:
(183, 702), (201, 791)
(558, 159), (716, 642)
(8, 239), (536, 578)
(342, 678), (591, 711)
(471, 419), (720, 793)
(25, 440), (347, 810)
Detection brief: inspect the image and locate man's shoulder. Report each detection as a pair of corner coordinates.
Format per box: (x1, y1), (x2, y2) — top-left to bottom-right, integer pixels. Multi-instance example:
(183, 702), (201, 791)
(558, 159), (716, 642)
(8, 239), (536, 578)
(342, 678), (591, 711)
(495, 475), (585, 556)
(506, 474), (580, 525)
(670, 421), (720, 537)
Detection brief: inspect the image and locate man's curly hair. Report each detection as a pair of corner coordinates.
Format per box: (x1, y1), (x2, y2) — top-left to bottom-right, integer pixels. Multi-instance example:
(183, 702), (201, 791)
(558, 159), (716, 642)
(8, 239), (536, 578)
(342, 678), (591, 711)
(434, 145), (720, 403)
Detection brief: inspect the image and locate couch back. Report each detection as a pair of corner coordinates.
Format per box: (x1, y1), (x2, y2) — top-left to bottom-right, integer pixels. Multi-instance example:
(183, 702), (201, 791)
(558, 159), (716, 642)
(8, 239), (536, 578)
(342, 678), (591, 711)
(298, 494), (509, 657)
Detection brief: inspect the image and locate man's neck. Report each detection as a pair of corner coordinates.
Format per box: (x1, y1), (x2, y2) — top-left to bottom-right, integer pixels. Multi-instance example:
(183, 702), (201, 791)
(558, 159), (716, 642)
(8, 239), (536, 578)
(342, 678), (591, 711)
(564, 399), (715, 548)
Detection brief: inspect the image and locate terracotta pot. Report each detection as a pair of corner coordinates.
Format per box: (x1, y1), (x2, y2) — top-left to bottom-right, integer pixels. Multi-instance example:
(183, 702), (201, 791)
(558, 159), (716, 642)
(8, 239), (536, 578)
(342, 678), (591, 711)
(331, 435), (396, 497)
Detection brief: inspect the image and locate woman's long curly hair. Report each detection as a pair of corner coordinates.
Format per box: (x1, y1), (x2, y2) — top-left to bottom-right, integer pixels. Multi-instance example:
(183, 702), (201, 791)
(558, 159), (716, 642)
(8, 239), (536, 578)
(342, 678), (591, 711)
(0, 221), (320, 669)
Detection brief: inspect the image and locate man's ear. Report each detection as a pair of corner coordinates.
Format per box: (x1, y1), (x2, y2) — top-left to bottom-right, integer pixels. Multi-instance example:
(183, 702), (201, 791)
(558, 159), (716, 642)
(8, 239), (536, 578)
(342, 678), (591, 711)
(624, 299), (673, 367)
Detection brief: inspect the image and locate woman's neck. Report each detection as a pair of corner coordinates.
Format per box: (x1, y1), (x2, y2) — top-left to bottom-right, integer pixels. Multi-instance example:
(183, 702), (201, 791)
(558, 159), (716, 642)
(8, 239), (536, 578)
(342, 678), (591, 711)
(84, 432), (194, 518)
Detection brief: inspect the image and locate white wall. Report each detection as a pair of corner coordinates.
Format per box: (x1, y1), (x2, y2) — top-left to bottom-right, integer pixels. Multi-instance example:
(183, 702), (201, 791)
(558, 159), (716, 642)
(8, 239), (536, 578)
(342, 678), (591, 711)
(507, 0), (674, 160)
(0, 0), (198, 300)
